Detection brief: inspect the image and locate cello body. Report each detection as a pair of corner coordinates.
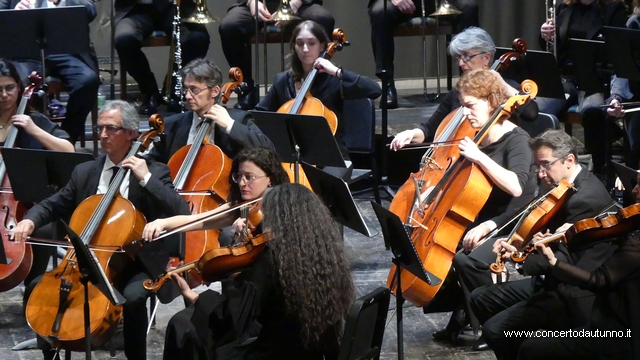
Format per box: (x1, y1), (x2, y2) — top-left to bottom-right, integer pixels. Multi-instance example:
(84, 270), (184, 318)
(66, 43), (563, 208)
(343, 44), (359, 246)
(0, 175), (32, 292)
(25, 195), (146, 350)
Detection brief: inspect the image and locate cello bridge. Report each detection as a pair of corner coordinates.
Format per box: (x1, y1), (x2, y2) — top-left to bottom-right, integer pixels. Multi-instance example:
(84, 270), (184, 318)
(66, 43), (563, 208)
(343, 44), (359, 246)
(422, 157), (443, 170)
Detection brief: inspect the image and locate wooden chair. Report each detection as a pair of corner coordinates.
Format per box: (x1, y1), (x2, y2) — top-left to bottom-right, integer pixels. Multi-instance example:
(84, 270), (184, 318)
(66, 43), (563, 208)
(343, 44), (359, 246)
(120, 31), (171, 100)
(46, 77), (98, 156)
(393, 16), (454, 94)
(564, 104), (581, 136)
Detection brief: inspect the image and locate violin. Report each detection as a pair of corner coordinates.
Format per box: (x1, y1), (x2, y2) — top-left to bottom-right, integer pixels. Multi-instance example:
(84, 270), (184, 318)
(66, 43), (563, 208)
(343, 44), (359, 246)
(0, 72), (41, 292)
(499, 203), (640, 267)
(277, 28), (349, 189)
(488, 179), (576, 275)
(387, 82), (538, 306)
(389, 39), (528, 226)
(25, 117), (163, 351)
(166, 68), (245, 284)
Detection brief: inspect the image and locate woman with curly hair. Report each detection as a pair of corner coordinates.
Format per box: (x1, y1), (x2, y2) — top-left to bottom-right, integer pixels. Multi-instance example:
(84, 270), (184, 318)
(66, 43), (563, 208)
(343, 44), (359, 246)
(143, 146), (289, 246)
(161, 183), (355, 359)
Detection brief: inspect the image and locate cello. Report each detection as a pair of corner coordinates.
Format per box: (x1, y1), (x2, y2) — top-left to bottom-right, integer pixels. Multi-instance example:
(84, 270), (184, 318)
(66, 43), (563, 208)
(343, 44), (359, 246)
(276, 28), (349, 188)
(389, 39), (528, 226)
(24, 118), (163, 351)
(387, 81), (538, 306)
(0, 73), (41, 291)
(166, 68), (244, 281)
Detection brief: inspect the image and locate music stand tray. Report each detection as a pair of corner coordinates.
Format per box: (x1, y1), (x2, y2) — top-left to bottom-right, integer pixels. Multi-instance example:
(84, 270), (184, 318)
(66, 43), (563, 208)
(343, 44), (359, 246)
(3, 148), (94, 203)
(301, 162), (372, 237)
(602, 26), (640, 82)
(0, 6), (90, 59)
(494, 47), (565, 99)
(250, 111), (345, 167)
(568, 38), (610, 94)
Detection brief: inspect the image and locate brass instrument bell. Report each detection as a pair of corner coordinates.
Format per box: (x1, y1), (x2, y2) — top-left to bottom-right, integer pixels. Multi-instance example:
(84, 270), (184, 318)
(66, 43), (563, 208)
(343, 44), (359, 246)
(184, 0), (219, 24)
(430, 0), (462, 17)
(270, 0), (300, 21)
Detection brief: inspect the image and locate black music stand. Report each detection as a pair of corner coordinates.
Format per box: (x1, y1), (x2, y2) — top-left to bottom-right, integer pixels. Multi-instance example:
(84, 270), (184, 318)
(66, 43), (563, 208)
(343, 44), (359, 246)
(300, 162), (372, 237)
(370, 202), (441, 360)
(250, 111), (345, 182)
(3, 148), (94, 203)
(568, 38), (610, 94)
(494, 47), (565, 99)
(60, 221), (125, 360)
(602, 26), (640, 82)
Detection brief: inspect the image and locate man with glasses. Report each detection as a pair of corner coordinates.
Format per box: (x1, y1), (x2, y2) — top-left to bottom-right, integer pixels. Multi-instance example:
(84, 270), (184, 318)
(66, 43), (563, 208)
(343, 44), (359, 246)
(461, 129), (617, 355)
(13, 100), (190, 360)
(149, 58), (274, 164)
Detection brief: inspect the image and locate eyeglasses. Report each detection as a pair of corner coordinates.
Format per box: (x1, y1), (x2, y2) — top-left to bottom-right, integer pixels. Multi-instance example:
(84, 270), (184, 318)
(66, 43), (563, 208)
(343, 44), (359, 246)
(232, 173), (268, 184)
(0, 84), (17, 94)
(181, 86), (211, 96)
(455, 52), (486, 63)
(94, 124), (125, 135)
(533, 157), (563, 173)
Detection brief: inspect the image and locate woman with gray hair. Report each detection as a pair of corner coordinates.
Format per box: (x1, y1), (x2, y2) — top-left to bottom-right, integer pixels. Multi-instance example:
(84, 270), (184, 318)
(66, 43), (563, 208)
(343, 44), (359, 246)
(390, 26), (538, 150)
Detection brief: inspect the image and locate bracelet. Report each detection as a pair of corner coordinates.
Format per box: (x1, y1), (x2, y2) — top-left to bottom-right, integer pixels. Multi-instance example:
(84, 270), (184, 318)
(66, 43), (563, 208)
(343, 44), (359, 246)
(336, 66), (343, 78)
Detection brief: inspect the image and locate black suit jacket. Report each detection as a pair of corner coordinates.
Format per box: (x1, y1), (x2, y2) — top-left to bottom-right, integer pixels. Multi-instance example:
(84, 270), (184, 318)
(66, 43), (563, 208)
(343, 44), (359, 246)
(149, 109), (275, 164)
(24, 154), (190, 282)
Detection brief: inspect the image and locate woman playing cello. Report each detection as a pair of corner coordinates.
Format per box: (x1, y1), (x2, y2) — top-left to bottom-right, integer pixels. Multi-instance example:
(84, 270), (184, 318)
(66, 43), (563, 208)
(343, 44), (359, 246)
(254, 20), (381, 158)
(143, 147), (290, 246)
(160, 183), (354, 360)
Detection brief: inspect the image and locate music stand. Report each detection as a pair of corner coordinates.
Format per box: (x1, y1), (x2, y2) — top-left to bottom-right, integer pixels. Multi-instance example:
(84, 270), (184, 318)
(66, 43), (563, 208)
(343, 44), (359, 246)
(568, 38), (610, 94)
(602, 27), (640, 82)
(300, 162), (372, 237)
(3, 148), (94, 203)
(612, 161), (639, 202)
(494, 47), (565, 99)
(250, 111), (345, 182)
(59, 220), (125, 360)
(370, 201), (441, 360)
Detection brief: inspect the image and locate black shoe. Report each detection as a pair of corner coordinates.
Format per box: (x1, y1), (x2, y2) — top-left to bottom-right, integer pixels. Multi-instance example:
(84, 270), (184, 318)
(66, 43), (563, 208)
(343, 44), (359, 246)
(472, 339), (489, 351)
(234, 86), (259, 110)
(432, 328), (458, 342)
(384, 81), (398, 109)
(138, 93), (160, 115)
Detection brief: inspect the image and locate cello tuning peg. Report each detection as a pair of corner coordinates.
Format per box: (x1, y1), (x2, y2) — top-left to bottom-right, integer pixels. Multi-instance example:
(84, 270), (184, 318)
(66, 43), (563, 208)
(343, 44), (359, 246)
(343, 41), (351, 47)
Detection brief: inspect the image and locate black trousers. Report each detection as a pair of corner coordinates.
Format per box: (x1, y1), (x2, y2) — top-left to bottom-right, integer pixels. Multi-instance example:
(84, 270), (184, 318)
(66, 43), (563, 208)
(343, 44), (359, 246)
(13, 55), (100, 143)
(470, 279), (535, 326)
(367, 0), (479, 78)
(115, 4), (210, 97)
(218, 3), (334, 84)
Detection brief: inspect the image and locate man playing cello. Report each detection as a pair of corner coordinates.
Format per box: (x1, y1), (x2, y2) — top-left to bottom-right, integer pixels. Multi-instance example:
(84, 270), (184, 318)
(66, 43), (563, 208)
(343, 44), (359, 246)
(12, 100), (190, 360)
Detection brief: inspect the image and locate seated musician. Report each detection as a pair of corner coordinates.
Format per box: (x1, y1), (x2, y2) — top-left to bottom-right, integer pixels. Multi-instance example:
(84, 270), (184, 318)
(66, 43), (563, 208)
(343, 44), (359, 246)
(0, 59), (75, 288)
(390, 26), (538, 150)
(455, 129), (615, 351)
(539, 0), (626, 176)
(143, 146), (290, 246)
(155, 184), (354, 359)
(254, 20), (382, 159)
(219, 0), (335, 110)
(518, 174), (640, 359)
(148, 58), (274, 164)
(12, 100), (190, 360)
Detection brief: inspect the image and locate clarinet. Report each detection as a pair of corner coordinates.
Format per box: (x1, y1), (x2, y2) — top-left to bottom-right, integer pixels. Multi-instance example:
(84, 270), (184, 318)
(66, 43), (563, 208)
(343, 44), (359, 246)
(165, 0), (183, 110)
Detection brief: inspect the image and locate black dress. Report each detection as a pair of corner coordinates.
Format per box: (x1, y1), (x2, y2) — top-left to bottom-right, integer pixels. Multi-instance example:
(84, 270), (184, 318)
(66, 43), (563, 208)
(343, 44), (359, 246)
(0, 112), (70, 148)
(163, 246), (340, 360)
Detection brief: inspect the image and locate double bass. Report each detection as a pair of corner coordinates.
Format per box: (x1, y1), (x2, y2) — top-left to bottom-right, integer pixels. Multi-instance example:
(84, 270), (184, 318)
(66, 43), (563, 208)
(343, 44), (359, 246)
(389, 39), (528, 226)
(167, 68), (244, 281)
(25, 118), (163, 351)
(0, 73), (41, 291)
(387, 83), (538, 306)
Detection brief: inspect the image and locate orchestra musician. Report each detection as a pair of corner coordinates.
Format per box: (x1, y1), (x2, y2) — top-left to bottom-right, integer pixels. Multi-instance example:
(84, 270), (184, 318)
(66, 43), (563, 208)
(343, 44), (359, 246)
(0, 0), (100, 144)
(517, 173), (640, 360)
(148, 58), (274, 164)
(12, 100), (190, 360)
(421, 68), (536, 342)
(219, 0), (335, 110)
(367, 0), (479, 109)
(254, 20), (381, 159)
(143, 146), (290, 247)
(389, 27), (538, 150)
(0, 59), (75, 287)
(159, 183), (354, 359)
(457, 129), (615, 351)
(540, 0), (626, 175)
(114, 0), (210, 115)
